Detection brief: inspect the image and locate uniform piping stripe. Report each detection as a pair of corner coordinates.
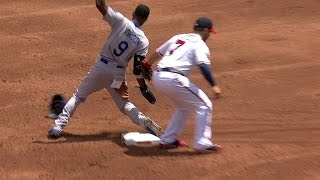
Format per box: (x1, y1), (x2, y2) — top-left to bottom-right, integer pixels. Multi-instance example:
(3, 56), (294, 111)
(182, 85), (210, 109)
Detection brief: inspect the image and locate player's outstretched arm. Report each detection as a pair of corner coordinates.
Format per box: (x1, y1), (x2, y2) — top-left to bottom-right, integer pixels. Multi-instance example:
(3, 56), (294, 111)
(132, 50), (167, 83)
(144, 52), (161, 66)
(96, 0), (107, 15)
(198, 63), (221, 99)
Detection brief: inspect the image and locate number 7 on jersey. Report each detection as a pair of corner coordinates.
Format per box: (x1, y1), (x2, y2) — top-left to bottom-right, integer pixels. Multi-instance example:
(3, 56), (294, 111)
(170, 39), (185, 55)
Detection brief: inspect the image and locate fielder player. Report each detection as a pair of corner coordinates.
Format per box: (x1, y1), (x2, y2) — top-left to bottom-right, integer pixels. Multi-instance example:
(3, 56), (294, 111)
(142, 17), (222, 153)
(48, 0), (163, 138)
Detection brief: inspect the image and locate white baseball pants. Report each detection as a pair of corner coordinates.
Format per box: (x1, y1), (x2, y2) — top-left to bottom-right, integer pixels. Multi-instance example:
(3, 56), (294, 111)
(54, 56), (149, 129)
(152, 71), (214, 149)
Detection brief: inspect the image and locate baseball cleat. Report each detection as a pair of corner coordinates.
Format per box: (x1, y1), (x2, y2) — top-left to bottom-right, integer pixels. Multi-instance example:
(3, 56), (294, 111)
(145, 118), (164, 137)
(145, 126), (157, 136)
(48, 124), (63, 139)
(159, 139), (188, 149)
(194, 144), (222, 153)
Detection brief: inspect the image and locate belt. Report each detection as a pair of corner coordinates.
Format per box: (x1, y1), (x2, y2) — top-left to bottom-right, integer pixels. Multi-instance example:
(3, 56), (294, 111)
(157, 67), (185, 77)
(100, 58), (124, 68)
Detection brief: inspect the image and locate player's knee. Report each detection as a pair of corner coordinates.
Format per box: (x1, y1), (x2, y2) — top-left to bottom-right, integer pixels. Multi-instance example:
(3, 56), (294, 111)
(119, 104), (127, 115)
(202, 101), (212, 110)
(198, 101), (212, 111)
(207, 101), (213, 110)
(117, 101), (127, 112)
(74, 93), (86, 102)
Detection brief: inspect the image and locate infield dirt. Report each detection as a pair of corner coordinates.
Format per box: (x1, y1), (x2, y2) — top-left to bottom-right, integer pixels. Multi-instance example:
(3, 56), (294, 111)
(0, 0), (319, 179)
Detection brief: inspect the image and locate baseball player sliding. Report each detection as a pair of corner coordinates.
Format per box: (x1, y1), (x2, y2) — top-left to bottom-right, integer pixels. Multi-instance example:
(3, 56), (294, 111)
(48, 0), (163, 138)
(142, 17), (222, 153)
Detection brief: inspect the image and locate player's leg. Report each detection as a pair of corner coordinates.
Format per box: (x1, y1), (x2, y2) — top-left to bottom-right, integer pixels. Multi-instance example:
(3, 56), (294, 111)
(169, 85), (214, 150)
(105, 78), (163, 137)
(106, 82), (152, 130)
(106, 83), (164, 136)
(153, 72), (192, 145)
(185, 83), (218, 150)
(153, 71), (216, 149)
(159, 107), (191, 144)
(48, 61), (111, 138)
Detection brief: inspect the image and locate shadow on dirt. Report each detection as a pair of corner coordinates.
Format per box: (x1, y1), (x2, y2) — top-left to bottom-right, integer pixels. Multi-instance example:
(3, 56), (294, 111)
(33, 131), (125, 146)
(32, 131), (216, 157)
(122, 146), (211, 157)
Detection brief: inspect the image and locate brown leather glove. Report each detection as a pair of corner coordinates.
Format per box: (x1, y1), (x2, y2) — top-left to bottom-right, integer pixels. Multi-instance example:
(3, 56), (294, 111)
(139, 85), (156, 104)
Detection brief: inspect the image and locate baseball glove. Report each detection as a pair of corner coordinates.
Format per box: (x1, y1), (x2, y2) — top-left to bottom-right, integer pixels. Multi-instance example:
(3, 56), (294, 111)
(46, 94), (66, 119)
(140, 85), (156, 104)
(145, 118), (164, 137)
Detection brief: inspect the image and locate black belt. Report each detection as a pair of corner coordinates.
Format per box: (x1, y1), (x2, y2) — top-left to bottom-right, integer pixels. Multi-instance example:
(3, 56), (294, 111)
(100, 58), (124, 68)
(157, 67), (185, 77)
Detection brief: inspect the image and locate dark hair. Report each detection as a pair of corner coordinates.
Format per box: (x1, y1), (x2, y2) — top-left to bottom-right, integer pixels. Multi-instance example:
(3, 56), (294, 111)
(134, 4), (150, 20)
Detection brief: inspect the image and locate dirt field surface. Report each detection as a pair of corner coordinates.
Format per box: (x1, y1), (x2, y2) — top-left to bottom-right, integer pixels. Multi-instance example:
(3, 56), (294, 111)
(1, 0), (320, 179)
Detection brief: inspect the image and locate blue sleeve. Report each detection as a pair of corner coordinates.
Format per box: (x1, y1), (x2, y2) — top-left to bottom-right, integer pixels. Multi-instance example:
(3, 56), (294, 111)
(198, 63), (216, 87)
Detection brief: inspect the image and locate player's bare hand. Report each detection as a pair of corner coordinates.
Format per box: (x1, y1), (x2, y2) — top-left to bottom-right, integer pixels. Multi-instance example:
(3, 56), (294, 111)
(212, 85), (221, 99)
(141, 60), (152, 81)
